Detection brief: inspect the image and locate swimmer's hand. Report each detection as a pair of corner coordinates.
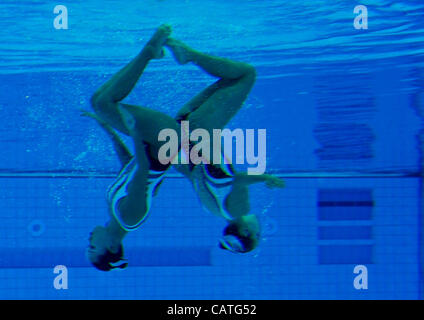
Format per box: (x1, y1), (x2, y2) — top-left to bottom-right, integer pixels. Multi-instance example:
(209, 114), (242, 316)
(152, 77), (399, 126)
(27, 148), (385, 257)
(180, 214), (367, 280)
(80, 108), (133, 166)
(80, 109), (96, 118)
(80, 109), (111, 128)
(147, 24), (172, 59)
(80, 109), (105, 123)
(265, 175), (285, 189)
(233, 172), (285, 188)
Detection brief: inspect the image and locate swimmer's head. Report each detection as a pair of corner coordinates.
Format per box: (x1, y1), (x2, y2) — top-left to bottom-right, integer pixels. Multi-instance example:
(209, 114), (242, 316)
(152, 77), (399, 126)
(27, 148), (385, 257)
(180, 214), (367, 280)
(219, 215), (260, 254)
(86, 226), (128, 271)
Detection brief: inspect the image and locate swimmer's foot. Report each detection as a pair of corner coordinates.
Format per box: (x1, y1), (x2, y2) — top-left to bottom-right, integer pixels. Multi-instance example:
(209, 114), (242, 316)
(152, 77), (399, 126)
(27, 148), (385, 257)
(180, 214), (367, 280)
(165, 38), (194, 65)
(147, 24), (172, 59)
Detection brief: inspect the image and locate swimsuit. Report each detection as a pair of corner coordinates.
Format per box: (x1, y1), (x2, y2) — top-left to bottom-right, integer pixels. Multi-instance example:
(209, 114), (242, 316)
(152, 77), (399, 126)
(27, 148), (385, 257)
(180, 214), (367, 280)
(106, 147), (168, 232)
(177, 112), (235, 220)
(193, 161), (235, 220)
(107, 104), (169, 231)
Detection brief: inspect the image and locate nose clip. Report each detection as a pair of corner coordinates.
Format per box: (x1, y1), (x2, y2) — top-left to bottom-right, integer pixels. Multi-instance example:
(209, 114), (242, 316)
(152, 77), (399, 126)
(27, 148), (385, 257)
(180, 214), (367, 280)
(109, 259), (128, 270)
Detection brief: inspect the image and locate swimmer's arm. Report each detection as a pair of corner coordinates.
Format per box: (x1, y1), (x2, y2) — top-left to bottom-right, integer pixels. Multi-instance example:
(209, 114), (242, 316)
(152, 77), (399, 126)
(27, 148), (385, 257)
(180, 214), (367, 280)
(233, 172), (285, 189)
(106, 215), (128, 241)
(81, 110), (133, 167)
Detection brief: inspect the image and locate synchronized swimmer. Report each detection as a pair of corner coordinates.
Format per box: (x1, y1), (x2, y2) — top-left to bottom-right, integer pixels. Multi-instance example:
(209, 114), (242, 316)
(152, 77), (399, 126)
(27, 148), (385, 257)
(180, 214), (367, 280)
(84, 25), (284, 271)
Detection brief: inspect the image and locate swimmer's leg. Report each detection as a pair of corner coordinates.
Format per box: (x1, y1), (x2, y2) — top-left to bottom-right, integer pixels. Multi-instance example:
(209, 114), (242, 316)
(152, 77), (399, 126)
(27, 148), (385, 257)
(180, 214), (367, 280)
(117, 128), (151, 227)
(166, 38), (256, 131)
(91, 25), (171, 135)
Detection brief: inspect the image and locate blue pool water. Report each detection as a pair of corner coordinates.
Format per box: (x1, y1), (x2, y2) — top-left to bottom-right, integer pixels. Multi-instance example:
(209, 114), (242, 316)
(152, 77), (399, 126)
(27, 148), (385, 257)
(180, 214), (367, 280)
(0, 0), (423, 299)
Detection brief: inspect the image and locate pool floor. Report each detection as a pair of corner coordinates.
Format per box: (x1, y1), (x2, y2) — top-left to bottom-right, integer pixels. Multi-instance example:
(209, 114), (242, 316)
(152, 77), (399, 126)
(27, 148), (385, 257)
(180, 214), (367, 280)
(0, 175), (420, 299)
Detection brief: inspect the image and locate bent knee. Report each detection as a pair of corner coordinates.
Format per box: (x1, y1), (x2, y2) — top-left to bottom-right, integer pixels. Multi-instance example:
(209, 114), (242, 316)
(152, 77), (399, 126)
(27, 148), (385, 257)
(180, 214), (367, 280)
(245, 64), (256, 77)
(90, 93), (102, 117)
(241, 64), (257, 87)
(90, 91), (114, 116)
(90, 90), (101, 108)
(90, 91), (109, 111)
